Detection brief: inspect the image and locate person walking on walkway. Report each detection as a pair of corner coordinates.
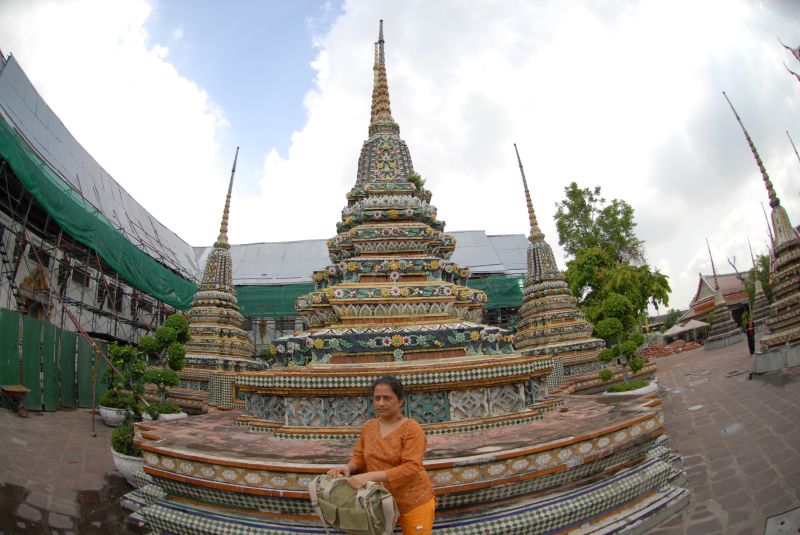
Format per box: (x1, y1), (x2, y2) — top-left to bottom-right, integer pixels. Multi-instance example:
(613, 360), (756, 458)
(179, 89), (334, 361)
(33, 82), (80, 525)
(746, 316), (756, 355)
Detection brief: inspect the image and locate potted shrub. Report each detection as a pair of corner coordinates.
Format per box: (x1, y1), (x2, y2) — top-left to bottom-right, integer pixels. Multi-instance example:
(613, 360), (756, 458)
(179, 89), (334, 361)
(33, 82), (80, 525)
(146, 400), (187, 421)
(139, 313), (188, 416)
(111, 424), (144, 487)
(98, 343), (145, 427)
(98, 390), (132, 427)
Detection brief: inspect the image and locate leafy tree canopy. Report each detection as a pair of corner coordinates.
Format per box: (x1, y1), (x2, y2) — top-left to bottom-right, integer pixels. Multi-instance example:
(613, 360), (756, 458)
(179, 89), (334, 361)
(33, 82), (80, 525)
(555, 183), (670, 382)
(554, 182), (645, 264)
(660, 309), (683, 333)
(754, 254), (773, 303)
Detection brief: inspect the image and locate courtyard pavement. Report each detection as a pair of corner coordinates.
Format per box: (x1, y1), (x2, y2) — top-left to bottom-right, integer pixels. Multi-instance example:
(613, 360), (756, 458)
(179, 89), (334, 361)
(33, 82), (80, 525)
(650, 336), (800, 535)
(0, 338), (798, 534)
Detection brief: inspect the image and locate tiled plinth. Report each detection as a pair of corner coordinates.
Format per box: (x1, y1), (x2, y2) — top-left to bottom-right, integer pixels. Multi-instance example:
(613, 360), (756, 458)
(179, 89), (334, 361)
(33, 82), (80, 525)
(131, 395), (687, 533)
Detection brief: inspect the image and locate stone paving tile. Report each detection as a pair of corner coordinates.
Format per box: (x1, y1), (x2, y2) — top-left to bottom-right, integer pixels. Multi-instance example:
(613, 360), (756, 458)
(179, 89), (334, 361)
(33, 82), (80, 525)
(655, 336), (800, 534)
(0, 407), (140, 533)
(1, 337), (798, 533)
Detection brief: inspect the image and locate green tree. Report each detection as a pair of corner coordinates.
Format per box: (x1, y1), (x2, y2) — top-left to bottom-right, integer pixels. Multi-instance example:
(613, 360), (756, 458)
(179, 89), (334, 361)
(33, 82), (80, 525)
(554, 182), (645, 264)
(754, 254), (773, 304)
(139, 313), (189, 404)
(660, 309), (683, 333)
(555, 183), (669, 382)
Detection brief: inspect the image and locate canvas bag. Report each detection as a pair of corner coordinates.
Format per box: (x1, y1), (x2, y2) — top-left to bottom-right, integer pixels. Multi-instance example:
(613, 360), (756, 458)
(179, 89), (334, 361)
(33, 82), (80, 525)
(308, 474), (399, 535)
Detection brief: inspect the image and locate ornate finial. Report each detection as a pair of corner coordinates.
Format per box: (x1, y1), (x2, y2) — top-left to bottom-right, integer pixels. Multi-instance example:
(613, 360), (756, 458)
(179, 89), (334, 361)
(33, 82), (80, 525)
(761, 201), (775, 249)
(722, 92), (780, 208)
(369, 19), (398, 136)
(747, 236), (756, 269)
(514, 144), (544, 242)
(215, 146), (239, 249)
(788, 131), (800, 166)
(705, 238), (720, 291)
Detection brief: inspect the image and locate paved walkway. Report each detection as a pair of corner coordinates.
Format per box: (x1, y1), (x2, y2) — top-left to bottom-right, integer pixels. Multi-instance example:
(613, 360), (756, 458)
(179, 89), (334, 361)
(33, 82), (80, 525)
(0, 339), (798, 534)
(651, 337), (800, 534)
(0, 406), (137, 534)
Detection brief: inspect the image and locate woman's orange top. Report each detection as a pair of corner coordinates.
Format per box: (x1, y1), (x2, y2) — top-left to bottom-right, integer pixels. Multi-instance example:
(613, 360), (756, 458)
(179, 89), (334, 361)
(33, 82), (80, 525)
(349, 417), (436, 514)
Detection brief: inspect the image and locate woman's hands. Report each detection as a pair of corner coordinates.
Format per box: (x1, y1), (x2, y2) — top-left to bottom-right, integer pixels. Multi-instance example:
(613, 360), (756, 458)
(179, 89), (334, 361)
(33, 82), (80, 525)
(346, 473), (370, 489)
(327, 466), (351, 478)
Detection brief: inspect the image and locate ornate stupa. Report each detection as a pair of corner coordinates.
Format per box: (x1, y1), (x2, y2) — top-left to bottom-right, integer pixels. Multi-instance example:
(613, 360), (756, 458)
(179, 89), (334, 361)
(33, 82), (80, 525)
(747, 241), (771, 327)
(179, 148), (260, 398)
(130, 22), (688, 534)
(512, 145), (605, 388)
(725, 94), (800, 351)
(703, 239), (744, 350)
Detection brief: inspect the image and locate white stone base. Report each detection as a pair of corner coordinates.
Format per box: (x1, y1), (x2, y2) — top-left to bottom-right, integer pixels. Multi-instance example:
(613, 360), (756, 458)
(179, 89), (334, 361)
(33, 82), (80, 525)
(704, 332), (744, 351)
(602, 381), (658, 397)
(752, 342), (800, 374)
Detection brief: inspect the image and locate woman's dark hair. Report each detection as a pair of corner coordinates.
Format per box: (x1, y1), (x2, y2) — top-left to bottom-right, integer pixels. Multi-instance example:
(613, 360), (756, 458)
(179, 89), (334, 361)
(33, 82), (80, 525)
(372, 375), (404, 400)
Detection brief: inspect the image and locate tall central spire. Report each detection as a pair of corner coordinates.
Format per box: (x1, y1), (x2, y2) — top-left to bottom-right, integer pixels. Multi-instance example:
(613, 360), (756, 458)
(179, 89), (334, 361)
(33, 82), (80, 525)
(724, 91), (799, 247)
(722, 92), (779, 208)
(705, 238), (720, 291)
(514, 144), (545, 243)
(369, 20), (399, 136)
(215, 146), (239, 249)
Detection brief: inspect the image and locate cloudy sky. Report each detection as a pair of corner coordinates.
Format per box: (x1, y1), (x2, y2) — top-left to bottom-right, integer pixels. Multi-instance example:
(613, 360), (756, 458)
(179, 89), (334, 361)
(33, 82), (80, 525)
(1, 0), (799, 311)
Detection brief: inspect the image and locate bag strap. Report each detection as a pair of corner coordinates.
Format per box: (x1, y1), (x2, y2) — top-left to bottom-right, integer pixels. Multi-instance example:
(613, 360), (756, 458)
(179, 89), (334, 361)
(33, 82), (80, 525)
(356, 482), (398, 535)
(308, 476), (330, 535)
(379, 491), (397, 535)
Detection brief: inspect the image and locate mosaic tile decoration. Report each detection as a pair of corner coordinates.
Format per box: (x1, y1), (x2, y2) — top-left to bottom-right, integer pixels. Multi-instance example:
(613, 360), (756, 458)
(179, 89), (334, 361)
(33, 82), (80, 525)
(142, 413), (663, 500)
(140, 457), (680, 535)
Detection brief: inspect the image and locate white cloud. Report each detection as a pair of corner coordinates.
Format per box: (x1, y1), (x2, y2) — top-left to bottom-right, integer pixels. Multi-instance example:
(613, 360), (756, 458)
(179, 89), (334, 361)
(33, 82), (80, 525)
(242, 0), (800, 312)
(0, 0), (230, 246)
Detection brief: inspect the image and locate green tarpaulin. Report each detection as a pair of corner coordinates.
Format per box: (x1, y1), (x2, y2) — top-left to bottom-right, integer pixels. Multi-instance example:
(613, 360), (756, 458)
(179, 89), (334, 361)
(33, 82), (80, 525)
(467, 274), (524, 309)
(234, 275), (523, 318)
(0, 118), (196, 309)
(236, 283), (315, 318)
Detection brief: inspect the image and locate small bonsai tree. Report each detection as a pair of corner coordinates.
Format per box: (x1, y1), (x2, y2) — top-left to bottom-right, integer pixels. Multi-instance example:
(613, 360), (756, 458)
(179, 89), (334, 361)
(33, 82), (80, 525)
(139, 313), (189, 414)
(111, 424), (141, 457)
(598, 368), (614, 382)
(139, 313), (189, 368)
(597, 323), (645, 384)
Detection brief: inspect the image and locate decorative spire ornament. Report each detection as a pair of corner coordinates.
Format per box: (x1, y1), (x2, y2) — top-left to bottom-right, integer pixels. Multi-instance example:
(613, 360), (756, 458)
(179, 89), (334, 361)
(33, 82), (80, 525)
(723, 92), (799, 247)
(215, 146), (239, 249)
(514, 143), (545, 243)
(369, 20), (398, 137)
(705, 238), (720, 291)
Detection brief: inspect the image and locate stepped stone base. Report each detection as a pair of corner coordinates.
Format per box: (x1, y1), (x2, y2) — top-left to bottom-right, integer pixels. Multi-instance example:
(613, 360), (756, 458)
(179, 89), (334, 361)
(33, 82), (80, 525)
(752, 341), (800, 373)
(125, 394), (687, 534)
(704, 331), (744, 351)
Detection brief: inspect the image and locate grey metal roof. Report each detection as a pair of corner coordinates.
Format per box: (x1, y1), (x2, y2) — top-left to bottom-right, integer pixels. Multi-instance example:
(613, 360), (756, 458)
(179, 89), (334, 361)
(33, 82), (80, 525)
(485, 234), (528, 275)
(0, 55), (199, 281)
(194, 230), (529, 285)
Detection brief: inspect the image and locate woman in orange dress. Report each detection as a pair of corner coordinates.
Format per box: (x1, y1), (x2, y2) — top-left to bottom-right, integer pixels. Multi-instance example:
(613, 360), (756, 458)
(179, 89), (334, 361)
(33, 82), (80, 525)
(327, 375), (436, 534)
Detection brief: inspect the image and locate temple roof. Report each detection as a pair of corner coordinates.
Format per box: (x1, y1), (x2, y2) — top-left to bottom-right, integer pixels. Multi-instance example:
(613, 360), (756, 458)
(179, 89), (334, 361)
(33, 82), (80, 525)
(194, 231), (528, 286)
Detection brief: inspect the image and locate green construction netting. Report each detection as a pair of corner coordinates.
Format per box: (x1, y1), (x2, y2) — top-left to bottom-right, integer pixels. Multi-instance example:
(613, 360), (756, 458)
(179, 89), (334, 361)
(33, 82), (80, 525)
(236, 283), (315, 318)
(235, 275), (524, 318)
(467, 274), (524, 309)
(0, 118), (196, 309)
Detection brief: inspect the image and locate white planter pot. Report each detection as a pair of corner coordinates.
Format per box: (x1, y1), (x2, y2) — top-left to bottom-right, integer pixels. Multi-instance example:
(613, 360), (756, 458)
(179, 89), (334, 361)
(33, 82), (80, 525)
(99, 405), (127, 427)
(111, 448), (144, 488)
(158, 411), (187, 421)
(603, 381), (658, 397)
